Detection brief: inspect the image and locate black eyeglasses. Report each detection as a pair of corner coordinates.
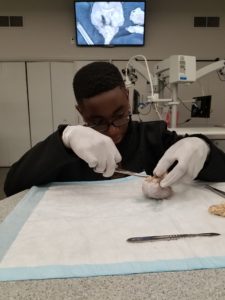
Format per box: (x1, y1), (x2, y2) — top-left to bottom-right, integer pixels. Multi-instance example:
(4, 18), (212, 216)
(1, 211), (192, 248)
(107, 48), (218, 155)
(87, 113), (131, 133)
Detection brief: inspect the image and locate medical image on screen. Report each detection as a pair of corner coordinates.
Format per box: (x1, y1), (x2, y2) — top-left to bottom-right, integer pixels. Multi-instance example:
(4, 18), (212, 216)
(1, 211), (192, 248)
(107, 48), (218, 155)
(74, 1), (146, 46)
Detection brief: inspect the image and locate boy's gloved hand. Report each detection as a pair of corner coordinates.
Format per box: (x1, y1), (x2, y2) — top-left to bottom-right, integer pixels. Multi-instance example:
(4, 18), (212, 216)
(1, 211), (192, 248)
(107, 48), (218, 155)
(62, 125), (121, 177)
(153, 137), (210, 187)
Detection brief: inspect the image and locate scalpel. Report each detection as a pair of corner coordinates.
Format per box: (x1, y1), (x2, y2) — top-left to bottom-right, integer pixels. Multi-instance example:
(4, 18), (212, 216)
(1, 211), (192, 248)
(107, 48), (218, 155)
(127, 232), (220, 243)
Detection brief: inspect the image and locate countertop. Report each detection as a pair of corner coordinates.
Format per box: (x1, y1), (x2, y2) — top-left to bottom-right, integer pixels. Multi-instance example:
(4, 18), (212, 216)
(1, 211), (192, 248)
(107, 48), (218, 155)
(169, 126), (225, 139)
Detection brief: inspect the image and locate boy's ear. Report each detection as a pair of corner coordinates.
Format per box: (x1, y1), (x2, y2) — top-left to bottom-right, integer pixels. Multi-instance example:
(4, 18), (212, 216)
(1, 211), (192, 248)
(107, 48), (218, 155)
(75, 105), (86, 123)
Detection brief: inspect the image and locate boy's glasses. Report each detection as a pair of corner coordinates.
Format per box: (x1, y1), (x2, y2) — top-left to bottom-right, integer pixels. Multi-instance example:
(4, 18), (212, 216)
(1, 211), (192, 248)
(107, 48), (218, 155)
(88, 114), (131, 133)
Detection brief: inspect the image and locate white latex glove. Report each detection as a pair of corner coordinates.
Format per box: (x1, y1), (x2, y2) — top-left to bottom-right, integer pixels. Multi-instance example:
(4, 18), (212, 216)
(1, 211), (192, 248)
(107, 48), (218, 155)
(62, 125), (121, 177)
(153, 137), (210, 187)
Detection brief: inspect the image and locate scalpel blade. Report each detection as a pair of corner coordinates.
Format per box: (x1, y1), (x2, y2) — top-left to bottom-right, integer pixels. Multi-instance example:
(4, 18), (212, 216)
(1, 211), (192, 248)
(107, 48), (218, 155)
(127, 232), (220, 243)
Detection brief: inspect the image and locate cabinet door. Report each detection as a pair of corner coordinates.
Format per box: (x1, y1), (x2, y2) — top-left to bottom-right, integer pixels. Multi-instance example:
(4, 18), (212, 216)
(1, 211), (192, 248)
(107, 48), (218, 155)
(50, 62), (79, 130)
(27, 62), (54, 147)
(27, 61), (81, 146)
(0, 62), (30, 166)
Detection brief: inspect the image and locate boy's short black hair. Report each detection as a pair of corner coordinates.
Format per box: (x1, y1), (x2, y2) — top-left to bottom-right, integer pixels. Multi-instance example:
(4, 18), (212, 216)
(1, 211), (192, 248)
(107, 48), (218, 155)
(73, 61), (125, 104)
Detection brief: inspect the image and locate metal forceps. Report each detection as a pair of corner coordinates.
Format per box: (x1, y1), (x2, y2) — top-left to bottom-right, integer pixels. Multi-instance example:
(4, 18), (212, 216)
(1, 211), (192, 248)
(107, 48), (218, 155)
(205, 184), (225, 199)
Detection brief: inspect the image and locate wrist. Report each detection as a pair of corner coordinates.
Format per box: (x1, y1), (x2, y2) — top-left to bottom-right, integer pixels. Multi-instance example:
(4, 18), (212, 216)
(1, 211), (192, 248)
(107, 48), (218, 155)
(62, 125), (73, 148)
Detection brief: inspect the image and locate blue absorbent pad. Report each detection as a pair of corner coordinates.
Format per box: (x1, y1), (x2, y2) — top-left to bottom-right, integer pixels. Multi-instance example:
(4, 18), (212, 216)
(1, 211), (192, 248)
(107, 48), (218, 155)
(0, 177), (225, 281)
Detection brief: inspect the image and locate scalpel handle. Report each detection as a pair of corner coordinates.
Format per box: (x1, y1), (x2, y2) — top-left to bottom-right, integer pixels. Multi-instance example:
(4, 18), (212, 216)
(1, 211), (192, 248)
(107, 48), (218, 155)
(127, 232), (220, 243)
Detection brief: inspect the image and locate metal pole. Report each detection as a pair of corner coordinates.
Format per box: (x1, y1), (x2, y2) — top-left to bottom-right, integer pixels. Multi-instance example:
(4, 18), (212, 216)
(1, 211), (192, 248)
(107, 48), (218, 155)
(170, 83), (178, 128)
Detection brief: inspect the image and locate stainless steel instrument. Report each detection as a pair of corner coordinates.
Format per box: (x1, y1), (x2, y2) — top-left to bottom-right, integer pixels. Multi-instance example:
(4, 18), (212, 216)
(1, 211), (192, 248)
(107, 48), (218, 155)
(127, 232), (220, 243)
(205, 185), (225, 199)
(115, 168), (148, 178)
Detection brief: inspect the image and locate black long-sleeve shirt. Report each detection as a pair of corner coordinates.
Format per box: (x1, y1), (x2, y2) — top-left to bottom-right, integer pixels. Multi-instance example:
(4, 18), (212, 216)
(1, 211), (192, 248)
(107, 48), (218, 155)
(4, 121), (225, 196)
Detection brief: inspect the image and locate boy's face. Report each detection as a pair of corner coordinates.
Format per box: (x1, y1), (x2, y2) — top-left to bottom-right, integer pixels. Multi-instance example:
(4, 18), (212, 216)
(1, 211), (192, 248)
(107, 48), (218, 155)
(76, 86), (130, 144)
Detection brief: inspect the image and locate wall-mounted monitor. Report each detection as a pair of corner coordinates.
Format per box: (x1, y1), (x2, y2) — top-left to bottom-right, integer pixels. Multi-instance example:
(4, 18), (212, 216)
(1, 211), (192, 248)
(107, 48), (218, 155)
(74, 1), (146, 47)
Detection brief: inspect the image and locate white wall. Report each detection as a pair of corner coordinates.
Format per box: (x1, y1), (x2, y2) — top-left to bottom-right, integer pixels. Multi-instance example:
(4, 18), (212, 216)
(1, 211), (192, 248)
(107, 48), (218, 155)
(0, 0), (224, 60)
(0, 0), (225, 166)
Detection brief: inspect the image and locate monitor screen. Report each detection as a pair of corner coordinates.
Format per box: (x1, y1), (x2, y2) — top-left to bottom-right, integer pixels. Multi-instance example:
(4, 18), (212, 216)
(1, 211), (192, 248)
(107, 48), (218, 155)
(74, 1), (146, 46)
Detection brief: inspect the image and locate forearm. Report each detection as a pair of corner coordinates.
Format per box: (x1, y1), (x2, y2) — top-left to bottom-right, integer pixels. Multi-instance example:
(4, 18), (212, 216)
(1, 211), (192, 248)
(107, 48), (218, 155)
(197, 139), (225, 182)
(184, 133), (225, 182)
(4, 129), (77, 196)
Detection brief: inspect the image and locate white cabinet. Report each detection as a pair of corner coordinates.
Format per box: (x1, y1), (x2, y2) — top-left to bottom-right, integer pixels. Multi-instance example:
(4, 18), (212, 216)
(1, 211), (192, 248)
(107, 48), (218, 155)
(0, 61), (82, 166)
(51, 62), (79, 130)
(1, 60), (225, 167)
(0, 62), (30, 166)
(27, 62), (53, 147)
(1, 59), (159, 167)
(27, 62), (80, 147)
